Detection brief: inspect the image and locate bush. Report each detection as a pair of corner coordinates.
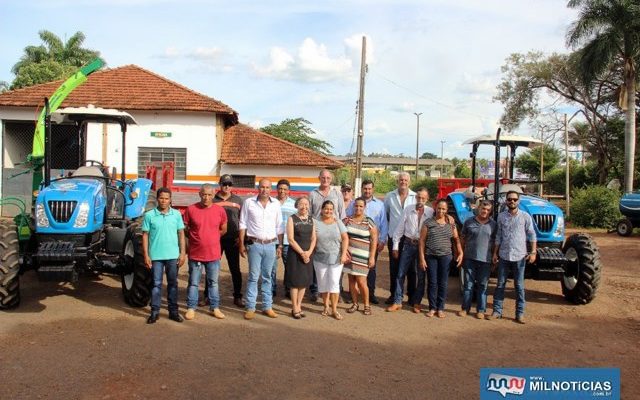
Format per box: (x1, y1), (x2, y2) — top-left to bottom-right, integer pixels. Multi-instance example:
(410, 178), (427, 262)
(569, 185), (622, 228)
(411, 178), (439, 200)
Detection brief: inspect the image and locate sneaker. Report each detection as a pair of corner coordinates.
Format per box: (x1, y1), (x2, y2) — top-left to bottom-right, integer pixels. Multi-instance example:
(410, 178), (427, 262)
(486, 312), (502, 320)
(457, 310), (467, 317)
(515, 315), (526, 324)
(244, 310), (255, 320)
(263, 309), (278, 318)
(476, 312), (485, 320)
(185, 309), (196, 320)
(210, 308), (226, 319)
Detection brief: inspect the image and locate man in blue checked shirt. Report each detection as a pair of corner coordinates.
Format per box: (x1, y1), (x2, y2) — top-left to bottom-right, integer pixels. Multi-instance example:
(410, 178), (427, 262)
(346, 179), (388, 304)
(489, 190), (537, 324)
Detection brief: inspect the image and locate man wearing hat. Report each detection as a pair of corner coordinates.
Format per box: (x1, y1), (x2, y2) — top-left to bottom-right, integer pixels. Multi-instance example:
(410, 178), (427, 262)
(341, 183), (353, 212)
(207, 174), (244, 308)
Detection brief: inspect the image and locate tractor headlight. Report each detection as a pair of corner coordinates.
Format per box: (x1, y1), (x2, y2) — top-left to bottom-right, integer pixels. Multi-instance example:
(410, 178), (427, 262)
(36, 203), (50, 228)
(73, 202), (90, 228)
(554, 215), (564, 237)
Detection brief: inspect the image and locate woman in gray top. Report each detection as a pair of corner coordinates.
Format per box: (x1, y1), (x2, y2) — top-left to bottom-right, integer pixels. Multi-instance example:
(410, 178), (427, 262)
(418, 200), (463, 318)
(314, 200), (349, 320)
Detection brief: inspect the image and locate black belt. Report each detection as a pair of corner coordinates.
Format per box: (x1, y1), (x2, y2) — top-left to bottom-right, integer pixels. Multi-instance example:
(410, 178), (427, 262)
(403, 236), (419, 245)
(247, 237), (277, 244)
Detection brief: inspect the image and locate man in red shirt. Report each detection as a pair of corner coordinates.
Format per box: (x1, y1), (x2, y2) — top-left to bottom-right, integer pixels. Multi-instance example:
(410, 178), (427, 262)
(183, 184), (228, 321)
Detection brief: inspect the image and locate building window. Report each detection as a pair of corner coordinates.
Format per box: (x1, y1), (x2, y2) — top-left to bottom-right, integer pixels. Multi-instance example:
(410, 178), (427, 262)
(232, 175), (256, 188)
(138, 147), (187, 180)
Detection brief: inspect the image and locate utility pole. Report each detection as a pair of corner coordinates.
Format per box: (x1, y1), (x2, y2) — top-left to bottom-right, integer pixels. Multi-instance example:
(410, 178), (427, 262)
(414, 112), (422, 179)
(354, 36), (367, 197)
(564, 113), (570, 217)
(440, 140), (446, 177)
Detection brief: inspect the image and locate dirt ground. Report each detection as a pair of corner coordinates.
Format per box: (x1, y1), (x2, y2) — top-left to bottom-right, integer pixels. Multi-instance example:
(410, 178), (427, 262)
(0, 230), (638, 399)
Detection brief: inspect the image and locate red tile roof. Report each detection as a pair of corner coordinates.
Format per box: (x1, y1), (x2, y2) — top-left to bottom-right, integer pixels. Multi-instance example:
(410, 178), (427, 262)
(0, 65), (238, 120)
(221, 123), (342, 168)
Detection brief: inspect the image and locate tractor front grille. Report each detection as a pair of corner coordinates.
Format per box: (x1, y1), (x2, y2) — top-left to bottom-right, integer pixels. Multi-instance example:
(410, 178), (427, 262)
(48, 200), (77, 223)
(533, 214), (556, 233)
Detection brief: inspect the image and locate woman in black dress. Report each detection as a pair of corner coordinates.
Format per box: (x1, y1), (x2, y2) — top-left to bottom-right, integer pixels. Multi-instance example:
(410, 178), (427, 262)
(285, 197), (317, 319)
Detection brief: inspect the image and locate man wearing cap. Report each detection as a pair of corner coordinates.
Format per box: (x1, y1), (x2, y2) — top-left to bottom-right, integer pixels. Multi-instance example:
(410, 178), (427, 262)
(342, 183), (353, 211)
(210, 174), (245, 308)
(239, 178), (284, 320)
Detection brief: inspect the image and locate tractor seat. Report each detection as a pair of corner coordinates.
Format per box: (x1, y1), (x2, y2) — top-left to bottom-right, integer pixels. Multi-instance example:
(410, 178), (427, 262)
(72, 166), (105, 178)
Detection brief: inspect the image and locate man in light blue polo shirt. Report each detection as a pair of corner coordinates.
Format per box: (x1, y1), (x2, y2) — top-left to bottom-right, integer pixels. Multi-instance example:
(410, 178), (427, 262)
(142, 187), (186, 324)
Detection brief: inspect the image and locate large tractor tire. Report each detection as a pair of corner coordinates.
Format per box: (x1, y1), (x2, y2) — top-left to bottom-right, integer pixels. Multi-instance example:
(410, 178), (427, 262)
(121, 222), (152, 307)
(0, 221), (21, 309)
(616, 218), (633, 237)
(561, 233), (602, 304)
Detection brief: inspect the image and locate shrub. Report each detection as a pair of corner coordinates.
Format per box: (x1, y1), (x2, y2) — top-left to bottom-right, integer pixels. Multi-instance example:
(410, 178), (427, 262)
(411, 178), (439, 200)
(569, 185), (622, 228)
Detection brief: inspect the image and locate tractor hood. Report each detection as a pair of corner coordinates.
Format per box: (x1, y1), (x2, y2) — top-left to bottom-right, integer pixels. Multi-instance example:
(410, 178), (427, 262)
(518, 195), (564, 241)
(35, 178), (106, 233)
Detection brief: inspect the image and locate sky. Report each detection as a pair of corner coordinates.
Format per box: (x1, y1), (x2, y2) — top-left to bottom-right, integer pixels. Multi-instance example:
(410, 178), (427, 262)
(0, 0), (579, 159)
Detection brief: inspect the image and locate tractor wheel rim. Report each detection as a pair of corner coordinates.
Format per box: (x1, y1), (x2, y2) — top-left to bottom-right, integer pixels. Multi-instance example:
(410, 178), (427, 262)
(563, 247), (579, 290)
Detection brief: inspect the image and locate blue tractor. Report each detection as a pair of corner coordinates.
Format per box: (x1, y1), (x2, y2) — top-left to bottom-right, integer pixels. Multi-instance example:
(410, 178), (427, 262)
(615, 192), (640, 236)
(0, 103), (155, 309)
(447, 129), (603, 304)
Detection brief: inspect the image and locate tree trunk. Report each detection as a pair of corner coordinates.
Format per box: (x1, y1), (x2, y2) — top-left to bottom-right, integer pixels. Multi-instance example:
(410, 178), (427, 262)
(624, 62), (636, 193)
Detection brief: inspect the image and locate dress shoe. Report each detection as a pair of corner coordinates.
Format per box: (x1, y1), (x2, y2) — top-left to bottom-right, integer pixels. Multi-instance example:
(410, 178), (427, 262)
(384, 296), (394, 305)
(185, 309), (196, 320)
(369, 296), (379, 305)
(233, 297), (245, 308)
(457, 310), (468, 317)
(386, 304), (402, 312)
(210, 308), (226, 319)
(169, 313), (184, 323)
(515, 316), (526, 324)
(146, 313), (159, 324)
(244, 310), (256, 320)
(263, 309), (278, 318)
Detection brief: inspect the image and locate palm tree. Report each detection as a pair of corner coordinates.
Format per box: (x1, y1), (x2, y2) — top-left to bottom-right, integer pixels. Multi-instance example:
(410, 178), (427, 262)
(567, 0), (640, 193)
(11, 30), (103, 88)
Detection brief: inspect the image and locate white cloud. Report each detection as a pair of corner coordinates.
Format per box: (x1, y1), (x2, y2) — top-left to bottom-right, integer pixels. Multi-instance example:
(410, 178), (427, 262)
(455, 72), (495, 97)
(253, 37), (359, 82)
(188, 47), (223, 61)
(248, 120), (264, 129)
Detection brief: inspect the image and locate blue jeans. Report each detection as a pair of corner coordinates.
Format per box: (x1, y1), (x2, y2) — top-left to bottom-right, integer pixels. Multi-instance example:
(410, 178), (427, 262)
(151, 259), (178, 313)
(187, 260), (221, 310)
(271, 245), (289, 295)
(246, 243), (276, 311)
(366, 247), (380, 297)
(492, 257), (526, 317)
(426, 254), (452, 311)
(393, 241), (418, 305)
(461, 259), (491, 313)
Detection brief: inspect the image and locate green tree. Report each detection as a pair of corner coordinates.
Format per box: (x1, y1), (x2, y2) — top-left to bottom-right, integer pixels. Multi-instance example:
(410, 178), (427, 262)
(260, 117), (332, 155)
(420, 151), (439, 159)
(0, 81), (8, 93)
(11, 30), (103, 89)
(514, 146), (562, 180)
(567, 0), (640, 193)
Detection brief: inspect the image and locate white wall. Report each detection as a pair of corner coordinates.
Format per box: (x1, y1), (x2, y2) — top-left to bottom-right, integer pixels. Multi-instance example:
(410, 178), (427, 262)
(0, 107), (38, 168)
(220, 165), (321, 178)
(84, 110), (219, 177)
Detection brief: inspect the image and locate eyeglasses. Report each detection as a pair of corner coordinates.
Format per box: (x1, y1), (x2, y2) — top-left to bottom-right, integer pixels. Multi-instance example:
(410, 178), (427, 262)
(221, 182), (232, 187)
(506, 198), (518, 202)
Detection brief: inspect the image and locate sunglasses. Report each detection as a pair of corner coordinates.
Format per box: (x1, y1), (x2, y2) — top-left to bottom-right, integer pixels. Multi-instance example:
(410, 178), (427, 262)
(221, 182), (233, 187)
(506, 198), (519, 202)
